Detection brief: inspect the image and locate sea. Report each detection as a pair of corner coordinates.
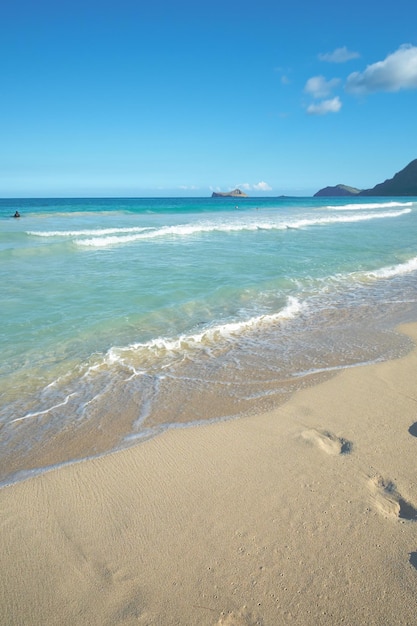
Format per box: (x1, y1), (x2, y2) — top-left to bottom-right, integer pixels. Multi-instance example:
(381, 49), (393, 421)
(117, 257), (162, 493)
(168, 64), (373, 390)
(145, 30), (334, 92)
(1, 195), (417, 486)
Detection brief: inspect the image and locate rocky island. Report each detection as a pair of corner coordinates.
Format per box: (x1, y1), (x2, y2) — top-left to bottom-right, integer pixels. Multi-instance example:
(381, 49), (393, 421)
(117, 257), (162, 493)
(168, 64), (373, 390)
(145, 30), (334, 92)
(314, 158), (417, 197)
(211, 188), (248, 198)
(314, 184), (361, 197)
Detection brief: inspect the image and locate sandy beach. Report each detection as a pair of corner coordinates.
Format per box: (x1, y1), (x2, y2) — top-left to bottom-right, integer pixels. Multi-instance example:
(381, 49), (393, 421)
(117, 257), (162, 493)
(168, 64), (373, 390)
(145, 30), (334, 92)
(1, 324), (417, 626)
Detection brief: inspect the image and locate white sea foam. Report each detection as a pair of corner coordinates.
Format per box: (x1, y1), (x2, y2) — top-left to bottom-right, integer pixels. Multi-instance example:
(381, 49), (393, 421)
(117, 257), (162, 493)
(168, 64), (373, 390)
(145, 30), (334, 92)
(105, 296), (304, 365)
(365, 255), (417, 279)
(74, 209), (411, 248)
(325, 201), (414, 211)
(290, 208), (411, 229)
(75, 222), (275, 247)
(10, 393), (77, 424)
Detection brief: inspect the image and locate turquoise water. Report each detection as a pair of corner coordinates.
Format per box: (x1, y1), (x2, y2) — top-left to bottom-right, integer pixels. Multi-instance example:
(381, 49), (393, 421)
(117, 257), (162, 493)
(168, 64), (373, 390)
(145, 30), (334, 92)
(1, 196), (417, 485)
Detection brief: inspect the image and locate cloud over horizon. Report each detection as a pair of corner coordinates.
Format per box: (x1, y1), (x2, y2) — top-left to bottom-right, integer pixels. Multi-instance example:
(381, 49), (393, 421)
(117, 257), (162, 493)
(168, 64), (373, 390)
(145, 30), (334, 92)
(346, 44), (417, 94)
(239, 181), (272, 192)
(253, 181), (272, 191)
(319, 46), (360, 63)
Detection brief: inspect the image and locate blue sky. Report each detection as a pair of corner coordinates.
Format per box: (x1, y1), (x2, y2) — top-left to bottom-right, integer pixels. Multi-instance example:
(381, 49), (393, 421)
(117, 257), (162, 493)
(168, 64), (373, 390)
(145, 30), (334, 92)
(1, 0), (417, 197)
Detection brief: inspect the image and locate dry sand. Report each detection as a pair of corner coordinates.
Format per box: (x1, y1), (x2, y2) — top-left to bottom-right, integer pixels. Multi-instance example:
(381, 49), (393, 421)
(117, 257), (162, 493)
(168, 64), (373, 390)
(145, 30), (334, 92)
(1, 324), (417, 625)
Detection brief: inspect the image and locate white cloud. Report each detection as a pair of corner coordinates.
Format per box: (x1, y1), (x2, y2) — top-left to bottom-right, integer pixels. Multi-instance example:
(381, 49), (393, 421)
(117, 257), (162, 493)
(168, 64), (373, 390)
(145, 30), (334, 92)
(307, 97), (342, 115)
(304, 75), (341, 99)
(346, 44), (417, 94)
(253, 181), (272, 191)
(236, 182), (272, 192)
(319, 46), (360, 63)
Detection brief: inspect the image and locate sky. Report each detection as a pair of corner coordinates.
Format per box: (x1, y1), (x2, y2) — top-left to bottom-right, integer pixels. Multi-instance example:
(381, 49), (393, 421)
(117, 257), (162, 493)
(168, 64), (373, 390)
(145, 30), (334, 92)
(1, 0), (417, 197)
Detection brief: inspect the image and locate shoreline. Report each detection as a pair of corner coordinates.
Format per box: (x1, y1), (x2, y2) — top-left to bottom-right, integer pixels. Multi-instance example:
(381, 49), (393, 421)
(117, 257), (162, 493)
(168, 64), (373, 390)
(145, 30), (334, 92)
(2, 194), (417, 492)
(1, 323), (417, 625)
(2, 306), (414, 490)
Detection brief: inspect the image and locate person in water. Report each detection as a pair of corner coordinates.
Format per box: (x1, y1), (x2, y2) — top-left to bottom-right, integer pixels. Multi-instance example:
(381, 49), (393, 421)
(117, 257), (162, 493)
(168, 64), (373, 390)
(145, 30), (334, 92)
(13, 211), (20, 218)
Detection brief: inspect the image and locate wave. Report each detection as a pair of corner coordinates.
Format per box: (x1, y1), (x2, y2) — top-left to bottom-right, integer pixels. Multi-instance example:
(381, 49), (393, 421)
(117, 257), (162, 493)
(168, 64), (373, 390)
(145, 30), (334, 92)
(303, 253), (417, 289)
(27, 226), (153, 237)
(74, 209), (411, 248)
(4, 297), (304, 436)
(29, 210), (135, 219)
(289, 209), (411, 229)
(104, 296), (305, 365)
(365, 255), (417, 279)
(325, 201), (414, 211)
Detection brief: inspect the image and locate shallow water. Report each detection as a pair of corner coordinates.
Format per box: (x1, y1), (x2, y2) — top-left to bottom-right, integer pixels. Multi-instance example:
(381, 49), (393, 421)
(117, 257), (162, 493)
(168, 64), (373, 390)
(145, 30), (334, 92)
(1, 196), (417, 485)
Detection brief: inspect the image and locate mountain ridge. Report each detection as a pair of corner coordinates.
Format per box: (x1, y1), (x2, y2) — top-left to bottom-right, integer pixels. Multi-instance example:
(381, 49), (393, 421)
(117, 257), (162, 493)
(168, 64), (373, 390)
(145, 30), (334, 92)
(314, 159), (417, 197)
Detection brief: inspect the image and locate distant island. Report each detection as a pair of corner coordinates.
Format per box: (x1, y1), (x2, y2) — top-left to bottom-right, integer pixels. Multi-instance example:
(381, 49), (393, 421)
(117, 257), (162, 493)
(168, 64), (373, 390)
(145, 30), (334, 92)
(212, 188), (248, 198)
(314, 184), (361, 197)
(314, 158), (417, 197)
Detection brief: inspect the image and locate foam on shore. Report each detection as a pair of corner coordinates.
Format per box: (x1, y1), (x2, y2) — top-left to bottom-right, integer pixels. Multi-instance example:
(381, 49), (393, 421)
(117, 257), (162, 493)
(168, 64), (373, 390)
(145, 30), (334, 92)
(1, 323), (417, 625)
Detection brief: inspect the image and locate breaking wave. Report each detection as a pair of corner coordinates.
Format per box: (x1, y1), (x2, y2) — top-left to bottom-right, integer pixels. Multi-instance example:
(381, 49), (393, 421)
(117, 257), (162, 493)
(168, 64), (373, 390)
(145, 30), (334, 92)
(68, 209), (411, 248)
(325, 201), (414, 211)
(365, 255), (417, 279)
(104, 296), (305, 366)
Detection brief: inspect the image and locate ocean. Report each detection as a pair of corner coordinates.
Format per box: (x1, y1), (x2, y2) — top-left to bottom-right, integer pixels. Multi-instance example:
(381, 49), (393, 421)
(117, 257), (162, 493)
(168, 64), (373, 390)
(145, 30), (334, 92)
(1, 195), (417, 486)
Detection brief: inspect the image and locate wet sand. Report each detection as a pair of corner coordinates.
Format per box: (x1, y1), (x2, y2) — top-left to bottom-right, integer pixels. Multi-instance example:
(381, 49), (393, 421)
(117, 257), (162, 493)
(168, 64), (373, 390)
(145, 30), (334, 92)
(1, 324), (417, 625)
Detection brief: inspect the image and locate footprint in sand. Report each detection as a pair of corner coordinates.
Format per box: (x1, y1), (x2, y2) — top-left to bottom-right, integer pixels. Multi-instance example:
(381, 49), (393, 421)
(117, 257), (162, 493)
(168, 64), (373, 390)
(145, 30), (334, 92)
(408, 422), (417, 437)
(301, 429), (352, 455)
(368, 475), (417, 521)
